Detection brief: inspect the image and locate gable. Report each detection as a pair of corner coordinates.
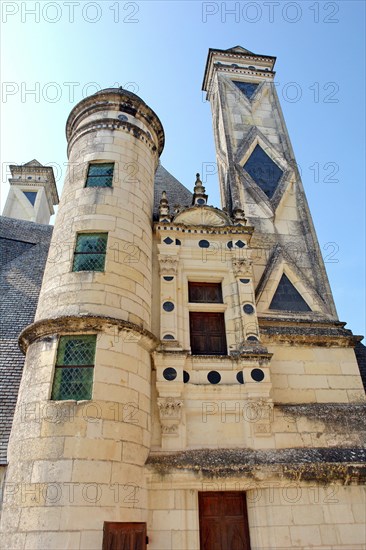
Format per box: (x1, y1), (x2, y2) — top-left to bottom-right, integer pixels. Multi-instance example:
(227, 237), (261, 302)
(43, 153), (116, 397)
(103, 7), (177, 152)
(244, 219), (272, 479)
(269, 273), (311, 312)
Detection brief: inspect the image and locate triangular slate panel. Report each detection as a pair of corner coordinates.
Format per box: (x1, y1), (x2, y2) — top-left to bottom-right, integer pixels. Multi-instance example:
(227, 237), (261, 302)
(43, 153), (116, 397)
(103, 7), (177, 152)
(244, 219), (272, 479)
(269, 274), (311, 312)
(23, 191), (37, 206)
(232, 81), (259, 100)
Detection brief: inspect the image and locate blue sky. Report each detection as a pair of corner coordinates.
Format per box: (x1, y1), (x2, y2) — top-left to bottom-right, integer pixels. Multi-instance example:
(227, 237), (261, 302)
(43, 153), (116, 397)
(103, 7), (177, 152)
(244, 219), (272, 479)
(1, 0), (365, 337)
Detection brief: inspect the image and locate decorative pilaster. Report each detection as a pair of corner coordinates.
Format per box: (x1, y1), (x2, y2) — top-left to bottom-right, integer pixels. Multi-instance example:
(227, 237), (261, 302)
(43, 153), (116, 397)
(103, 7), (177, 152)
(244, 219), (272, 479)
(158, 250), (181, 348)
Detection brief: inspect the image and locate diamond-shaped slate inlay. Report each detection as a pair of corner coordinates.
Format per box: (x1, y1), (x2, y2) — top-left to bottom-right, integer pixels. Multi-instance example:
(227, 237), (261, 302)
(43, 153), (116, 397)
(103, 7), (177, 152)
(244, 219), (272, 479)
(232, 81), (258, 100)
(163, 237), (173, 245)
(244, 144), (283, 199)
(235, 240), (245, 249)
(269, 274), (311, 312)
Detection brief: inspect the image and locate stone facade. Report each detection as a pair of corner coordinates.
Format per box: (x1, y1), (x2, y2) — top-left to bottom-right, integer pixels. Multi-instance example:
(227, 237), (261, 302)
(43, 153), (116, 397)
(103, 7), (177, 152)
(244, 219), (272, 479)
(0, 46), (365, 550)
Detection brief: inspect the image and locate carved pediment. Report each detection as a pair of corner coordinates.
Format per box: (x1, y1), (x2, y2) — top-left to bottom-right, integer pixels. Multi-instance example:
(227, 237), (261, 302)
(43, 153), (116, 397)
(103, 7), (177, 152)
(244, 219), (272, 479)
(173, 206), (231, 227)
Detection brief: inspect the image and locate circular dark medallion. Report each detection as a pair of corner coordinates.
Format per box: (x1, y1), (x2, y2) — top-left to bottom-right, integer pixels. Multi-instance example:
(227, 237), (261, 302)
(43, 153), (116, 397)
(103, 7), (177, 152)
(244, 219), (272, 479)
(251, 368), (265, 382)
(163, 301), (174, 312)
(243, 304), (255, 315)
(199, 240), (210, 248)
(207, 371), (221, 384)
(240, 278), (250, 284)
(236, 371), (244, 384)
(197, 198), (205, 205)
(163, 367), (177, 381)
(183, 371), (190, 383)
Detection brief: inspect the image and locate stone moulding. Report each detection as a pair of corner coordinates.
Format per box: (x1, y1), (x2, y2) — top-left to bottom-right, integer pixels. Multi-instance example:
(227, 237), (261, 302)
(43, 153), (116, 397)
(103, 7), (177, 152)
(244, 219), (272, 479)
(67, 117), (158, 158)
(18, 315), (159, 354)
(66, 88), (165, 154)
(154, 221), (254, 236)
(277, 403), (366, 433)
(258, 319), (363, 348)
(146, 447), (366, 484)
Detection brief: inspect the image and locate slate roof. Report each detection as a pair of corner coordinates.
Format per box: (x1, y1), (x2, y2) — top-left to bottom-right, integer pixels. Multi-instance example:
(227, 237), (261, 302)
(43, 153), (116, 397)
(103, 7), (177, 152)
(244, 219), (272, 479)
(0, 217), (53, 465)
(153, 164), (192, 220)
(355, 341), (366, 392)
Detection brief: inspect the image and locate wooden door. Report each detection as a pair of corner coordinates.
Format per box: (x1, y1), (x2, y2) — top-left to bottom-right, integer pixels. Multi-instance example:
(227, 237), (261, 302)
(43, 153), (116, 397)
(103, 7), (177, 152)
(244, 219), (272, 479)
(189, 312), (227, 355)
(199, 492), (251, 550)
(102, 522), (147, 550)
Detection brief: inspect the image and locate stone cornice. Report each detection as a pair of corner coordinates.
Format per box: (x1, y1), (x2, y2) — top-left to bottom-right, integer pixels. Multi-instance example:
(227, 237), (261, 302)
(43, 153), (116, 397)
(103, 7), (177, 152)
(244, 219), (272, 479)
(66, 89), (164, 155)
(202, 48), (276, 92)
(154, 222), (254, 236)
(67, 117), (159, 159)
(147, 447), (366, 484)
(19, 315), (159, 354)
(258, 318), (363, 347)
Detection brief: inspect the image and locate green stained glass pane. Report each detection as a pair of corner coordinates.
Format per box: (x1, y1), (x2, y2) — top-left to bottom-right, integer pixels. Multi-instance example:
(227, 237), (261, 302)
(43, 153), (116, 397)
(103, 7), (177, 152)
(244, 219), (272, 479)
(88, 163), (114, 176)
(86, 176), (113, 188)
(57, 335), (96, 366)
(73, 253), (105, 272)
(51, 366), (94, 400)
(86, 163), (114, 187)
(75, 234), (107, 253)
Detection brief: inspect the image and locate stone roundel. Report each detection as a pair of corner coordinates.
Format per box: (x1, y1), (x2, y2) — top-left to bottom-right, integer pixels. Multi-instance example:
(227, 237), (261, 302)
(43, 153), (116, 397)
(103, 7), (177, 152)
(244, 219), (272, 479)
(251, 368), (265, 382)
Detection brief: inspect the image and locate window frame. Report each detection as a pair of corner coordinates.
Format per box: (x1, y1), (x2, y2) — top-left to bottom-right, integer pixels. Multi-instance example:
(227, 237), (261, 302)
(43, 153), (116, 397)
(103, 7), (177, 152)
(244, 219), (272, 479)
(51, 334), (96, 401)
(187, 280), (228, 356)
(85, 162), (115, 188)
(72, 232), (108, 272)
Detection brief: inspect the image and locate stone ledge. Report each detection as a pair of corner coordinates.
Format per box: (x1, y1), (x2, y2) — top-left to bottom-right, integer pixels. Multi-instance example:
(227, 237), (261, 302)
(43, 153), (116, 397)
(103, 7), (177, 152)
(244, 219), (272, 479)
(19, 315), (159, 354)
(147, 447), (366, 483)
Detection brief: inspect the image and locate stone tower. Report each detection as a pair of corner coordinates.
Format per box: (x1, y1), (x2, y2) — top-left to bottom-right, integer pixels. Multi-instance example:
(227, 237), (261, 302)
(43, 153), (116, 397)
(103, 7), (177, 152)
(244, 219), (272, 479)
(2, 160), (59, 224)
(0, 89), (164, 549)
(202, 46), (336, 320)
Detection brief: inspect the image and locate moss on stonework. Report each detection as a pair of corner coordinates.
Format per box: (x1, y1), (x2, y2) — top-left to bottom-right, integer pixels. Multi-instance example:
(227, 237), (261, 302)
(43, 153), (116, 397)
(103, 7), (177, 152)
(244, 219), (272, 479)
(147, 448), (366, 484)
(277, 403), (366, 433)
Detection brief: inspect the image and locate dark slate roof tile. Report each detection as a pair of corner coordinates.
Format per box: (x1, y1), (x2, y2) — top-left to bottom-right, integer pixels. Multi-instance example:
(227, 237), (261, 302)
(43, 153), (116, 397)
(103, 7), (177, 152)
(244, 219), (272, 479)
(153, 164), (192, 220)
(0, 217), (53, 465)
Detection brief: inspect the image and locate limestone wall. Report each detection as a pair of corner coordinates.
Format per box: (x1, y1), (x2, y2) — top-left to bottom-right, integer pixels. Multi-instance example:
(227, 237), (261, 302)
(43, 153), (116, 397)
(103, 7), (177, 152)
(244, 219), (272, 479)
(146, 474), (366, 550)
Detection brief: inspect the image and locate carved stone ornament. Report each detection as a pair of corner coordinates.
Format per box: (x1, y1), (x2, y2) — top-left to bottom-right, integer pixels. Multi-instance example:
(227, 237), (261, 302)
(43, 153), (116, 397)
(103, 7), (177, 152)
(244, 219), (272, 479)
(161, 424), (179, 435)
(250, 399), (273, 438)
(158, 255), (178, 275)
(157, 397), (183, 419)
(232, 258), (253, 276)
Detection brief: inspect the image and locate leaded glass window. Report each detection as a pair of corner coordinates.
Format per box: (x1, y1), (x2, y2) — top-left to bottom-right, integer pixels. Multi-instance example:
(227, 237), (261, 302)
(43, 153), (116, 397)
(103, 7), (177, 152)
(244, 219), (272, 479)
(85, 163), (114, 188)
(51, 335), (96, 400)
(73, 233), (107, 272)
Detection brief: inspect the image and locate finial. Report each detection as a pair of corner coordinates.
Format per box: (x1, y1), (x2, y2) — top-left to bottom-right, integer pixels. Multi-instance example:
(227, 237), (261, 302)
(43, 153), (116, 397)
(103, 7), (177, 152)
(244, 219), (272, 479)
(158, 190), (171, 222)
(192, 172), (208, 206)
(233, 207), (247, 226)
